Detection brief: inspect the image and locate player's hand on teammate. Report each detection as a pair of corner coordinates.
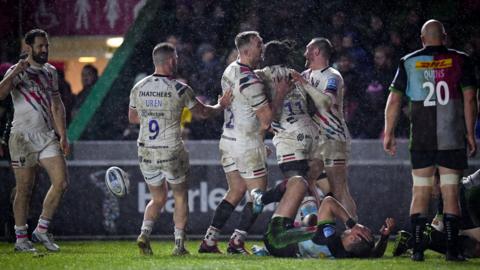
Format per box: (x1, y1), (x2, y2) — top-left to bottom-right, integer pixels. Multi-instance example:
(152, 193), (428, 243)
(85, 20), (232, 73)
(351, 223), (373, 242)
(274, 76), (293, 98)
(290, 70), (308, 85)
(379, 217), (395, 236)
(383, 134), (396, 156)
(59, 135), (70, 156)
(218, 89), (232, 109)
(467, 134), (477, 157)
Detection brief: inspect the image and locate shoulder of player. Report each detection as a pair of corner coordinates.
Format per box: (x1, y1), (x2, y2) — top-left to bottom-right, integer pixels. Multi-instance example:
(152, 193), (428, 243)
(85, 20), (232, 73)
(171, 79), (192, 95)
(131, 75), (154, 90)
(446, 48), (471, 59)
(401, 48), (429, 62)
(44, 63), (57, 71)
(325, 67), (343, 79)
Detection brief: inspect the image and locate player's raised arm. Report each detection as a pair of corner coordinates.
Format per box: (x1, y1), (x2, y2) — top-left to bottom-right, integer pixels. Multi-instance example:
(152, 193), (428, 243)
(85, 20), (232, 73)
(370, 218), (395, 258)
(0, 60), (28, 100)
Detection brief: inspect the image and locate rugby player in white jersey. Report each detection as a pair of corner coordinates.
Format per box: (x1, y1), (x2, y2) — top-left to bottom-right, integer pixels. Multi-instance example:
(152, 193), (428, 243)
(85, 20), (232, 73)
(251, 40), (319, 216)
(199, 31), (290, 254)
(0, 29), (69, 252)
(129, 42), (231, 256)
(292, 38), (358, 218)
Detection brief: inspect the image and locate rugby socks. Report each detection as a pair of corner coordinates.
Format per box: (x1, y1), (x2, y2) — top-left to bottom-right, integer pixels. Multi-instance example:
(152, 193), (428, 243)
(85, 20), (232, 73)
(204, 226), (220, 246)
(140, 220), (154, 237)
(237, 202), (259, 233)
(174, 227), (185, 248)
(444, 213), (465, 260)
(411, 213), (428, 257)
(14, 225), (28, 243)
(36, 218), (50, 234)
(211, 200), (235, 229)
(261, 180), (288, 204)
(230, 229), (247, 245)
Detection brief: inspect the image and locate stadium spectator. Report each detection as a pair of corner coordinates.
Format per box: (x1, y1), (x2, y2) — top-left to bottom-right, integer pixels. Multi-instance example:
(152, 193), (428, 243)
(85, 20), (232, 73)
(335, 53), (367, 138)
(364, 15), (390, 51)
(72, 64), (98, 118)
(361, 46), (395, 138)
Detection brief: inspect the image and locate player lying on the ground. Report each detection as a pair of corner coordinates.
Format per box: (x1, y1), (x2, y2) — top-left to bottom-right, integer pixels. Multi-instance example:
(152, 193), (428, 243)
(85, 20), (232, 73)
(393, 169), (480, 258)
(262, 196), (394, 258)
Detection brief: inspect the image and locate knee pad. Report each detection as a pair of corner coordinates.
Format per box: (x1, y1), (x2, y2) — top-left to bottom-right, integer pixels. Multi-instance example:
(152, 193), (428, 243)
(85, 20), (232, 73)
(412, 174), (434, 187)
(440, 174), (460, 186)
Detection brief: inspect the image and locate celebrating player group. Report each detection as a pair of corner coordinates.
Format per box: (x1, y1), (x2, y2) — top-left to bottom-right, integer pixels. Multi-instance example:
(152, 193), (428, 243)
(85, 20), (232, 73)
(1, 17), (478, 263)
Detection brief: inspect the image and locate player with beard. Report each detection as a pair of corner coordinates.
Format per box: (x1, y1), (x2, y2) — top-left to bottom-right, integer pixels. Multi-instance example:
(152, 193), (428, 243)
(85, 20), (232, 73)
(129, 42), (231, 256)
(199, 32), (290, 254)
(0, 29), (69, 252)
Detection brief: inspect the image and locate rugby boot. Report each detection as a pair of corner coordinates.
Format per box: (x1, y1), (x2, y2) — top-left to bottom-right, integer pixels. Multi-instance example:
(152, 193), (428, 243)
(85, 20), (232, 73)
(14, 240), (37, 253)
(32, 230), (59, 252)
(392, 230), (411, 256)
(198, 240), (223, 254)
(136, 233), (153, 256)
(227, 238), (251, 255)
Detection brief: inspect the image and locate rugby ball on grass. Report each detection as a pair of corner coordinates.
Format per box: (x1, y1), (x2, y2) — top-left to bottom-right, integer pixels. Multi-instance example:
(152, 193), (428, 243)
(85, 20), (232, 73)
(105, 166), (130, 198)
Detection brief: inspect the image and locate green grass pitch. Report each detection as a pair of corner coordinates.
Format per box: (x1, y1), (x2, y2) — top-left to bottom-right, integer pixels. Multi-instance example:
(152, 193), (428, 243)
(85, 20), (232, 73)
(0, 240), (479, 270)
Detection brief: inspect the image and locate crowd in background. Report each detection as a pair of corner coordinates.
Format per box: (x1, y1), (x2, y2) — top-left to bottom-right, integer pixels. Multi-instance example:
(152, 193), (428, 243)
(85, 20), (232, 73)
(1, 0), (479, 144)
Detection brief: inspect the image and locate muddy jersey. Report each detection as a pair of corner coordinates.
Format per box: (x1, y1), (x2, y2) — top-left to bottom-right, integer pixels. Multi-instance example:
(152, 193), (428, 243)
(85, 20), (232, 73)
(303, 67), (350, 142)
(390, 46), (477, 151)
(5, 63), (59, 133)
(129, 74), (198, 148)
(256, 65), (315, 133)
(221, 61), (268, 148)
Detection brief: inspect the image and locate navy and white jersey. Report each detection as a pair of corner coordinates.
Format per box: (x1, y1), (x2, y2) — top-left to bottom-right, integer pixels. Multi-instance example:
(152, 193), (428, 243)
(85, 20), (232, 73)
(303, 67), (350, 142)
(221, 61), (268, 147)
(5, 63), (59, 133)
(129, 74), (197, 148)
(255, 65), (314, 133)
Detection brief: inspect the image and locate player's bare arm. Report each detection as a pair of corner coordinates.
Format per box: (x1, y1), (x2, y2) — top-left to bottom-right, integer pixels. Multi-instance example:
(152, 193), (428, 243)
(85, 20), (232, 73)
(255, 103), (273, 132)
(383, 91), (402, 156)
(51, 94), (70, 156)
(270, 76), (292, 120)
(463, 87), (477, 157)
(0, 59), (29, 100)
(370, 218), (395, 257)
(190, 89), (232, 119)
(290, 70), (332, 109)
(128, 107), (140, 124)
(319, 196), (372, 241)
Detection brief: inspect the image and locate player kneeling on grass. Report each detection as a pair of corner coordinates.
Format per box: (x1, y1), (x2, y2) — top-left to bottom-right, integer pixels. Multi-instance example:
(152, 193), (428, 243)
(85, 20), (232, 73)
(263, 196), (395, 258)
(128, 42), (231, 256)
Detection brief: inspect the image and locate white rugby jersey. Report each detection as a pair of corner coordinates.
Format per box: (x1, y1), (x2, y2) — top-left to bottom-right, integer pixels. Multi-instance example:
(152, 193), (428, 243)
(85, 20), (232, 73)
(5, 63), (58, 132)
(256, 65), (314, 133)
(302, 67), (350, 142)
(129, 74), (197, 147)
(220, 61), (268, 146)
